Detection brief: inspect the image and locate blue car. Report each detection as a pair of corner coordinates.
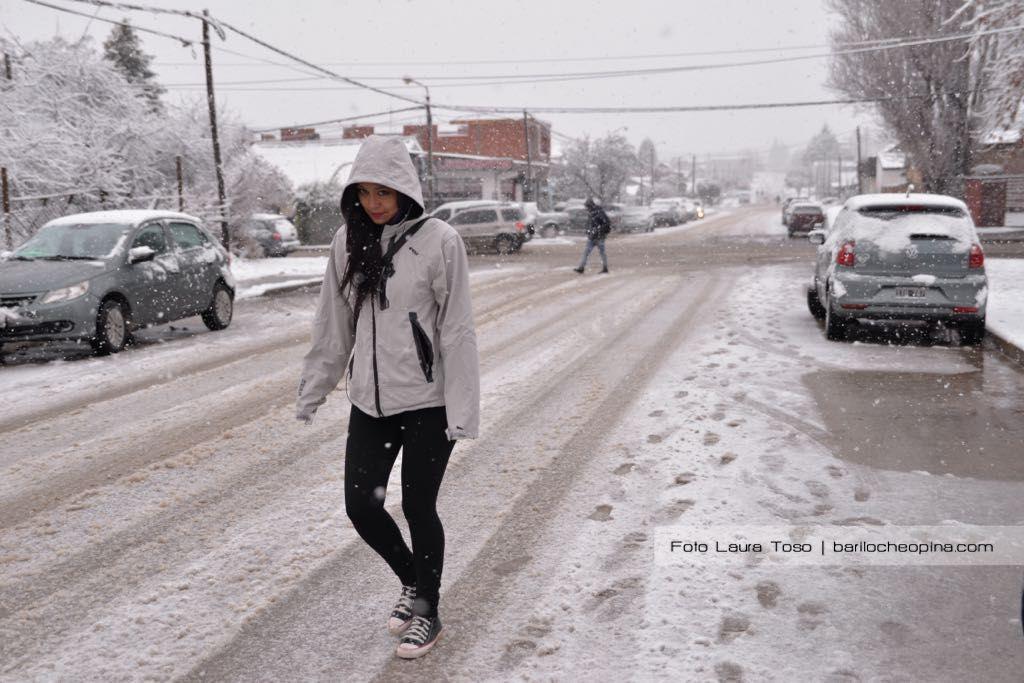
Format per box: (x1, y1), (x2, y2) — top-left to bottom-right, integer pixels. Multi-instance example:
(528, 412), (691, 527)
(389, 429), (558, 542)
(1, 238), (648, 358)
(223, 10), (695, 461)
(1, 210), (235, 355)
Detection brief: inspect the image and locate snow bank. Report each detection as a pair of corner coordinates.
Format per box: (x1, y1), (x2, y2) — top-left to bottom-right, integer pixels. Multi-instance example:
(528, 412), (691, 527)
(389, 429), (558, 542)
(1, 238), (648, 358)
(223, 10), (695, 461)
(984, 259), (1024, 350)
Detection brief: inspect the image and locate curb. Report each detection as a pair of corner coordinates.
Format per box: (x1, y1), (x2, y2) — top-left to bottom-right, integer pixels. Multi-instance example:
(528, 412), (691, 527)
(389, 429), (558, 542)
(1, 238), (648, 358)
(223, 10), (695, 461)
(236, 277), (323, 300)
(986, 325), (1024, 366)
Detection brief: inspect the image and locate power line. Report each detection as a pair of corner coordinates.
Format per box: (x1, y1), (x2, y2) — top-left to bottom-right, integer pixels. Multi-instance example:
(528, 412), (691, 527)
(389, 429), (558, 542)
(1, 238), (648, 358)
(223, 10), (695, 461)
(190, 16), (423, 106)
(429, 94), (932, 116)
(147, 27), (1016, 68)
(21, 0), (194, 46)
(250, 105), (426, 133)
(24, 0), (424, 106)
(139, 21), (1024, 92)
(31, 0), (1024, 89)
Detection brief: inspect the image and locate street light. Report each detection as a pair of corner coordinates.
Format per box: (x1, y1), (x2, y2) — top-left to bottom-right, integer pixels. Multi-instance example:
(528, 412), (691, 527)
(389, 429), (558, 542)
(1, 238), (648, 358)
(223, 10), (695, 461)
(403, 76), (434, 209)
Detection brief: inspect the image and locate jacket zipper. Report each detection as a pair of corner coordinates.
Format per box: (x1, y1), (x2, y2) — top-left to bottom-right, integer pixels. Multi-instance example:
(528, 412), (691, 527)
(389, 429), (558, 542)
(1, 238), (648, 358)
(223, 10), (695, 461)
(408, 311), (434, 383)
(370, 298), (384, 417)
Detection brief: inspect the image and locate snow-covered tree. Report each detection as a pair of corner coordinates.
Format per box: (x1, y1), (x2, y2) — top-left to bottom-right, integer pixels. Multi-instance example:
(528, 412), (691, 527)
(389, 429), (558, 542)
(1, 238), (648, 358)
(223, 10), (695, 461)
(959, 0), (1024, 131)
(0, 37), (166, 200)
(552, 133), (637, 204)
(103, 19), (165, 113)
(802, 125), (841, 196)
(827, 0), (987, 193)
(0, 38), (292, 243)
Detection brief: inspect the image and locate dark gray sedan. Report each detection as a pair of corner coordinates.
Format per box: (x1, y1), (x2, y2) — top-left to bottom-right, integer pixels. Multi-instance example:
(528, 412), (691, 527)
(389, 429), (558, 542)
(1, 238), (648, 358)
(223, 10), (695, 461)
(807, 194), (987, 344)
(0, 210), (235, 354)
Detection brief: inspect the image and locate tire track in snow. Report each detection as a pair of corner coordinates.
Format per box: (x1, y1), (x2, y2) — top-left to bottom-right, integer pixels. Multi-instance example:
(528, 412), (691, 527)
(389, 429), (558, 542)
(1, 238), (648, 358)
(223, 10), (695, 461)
(371, 275), (726, 682)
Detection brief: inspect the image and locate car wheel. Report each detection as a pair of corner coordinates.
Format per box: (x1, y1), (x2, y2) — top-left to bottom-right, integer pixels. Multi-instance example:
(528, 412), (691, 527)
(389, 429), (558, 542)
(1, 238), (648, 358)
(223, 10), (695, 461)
(824, 291), (848, 341)
(807, 287), (826, 320)
(958, 320), (985, 346)
(202, 282), (234, 331)
(541, 224), (559, 239)
(91, 298), (129, 355)
(495, 234), (517, 255)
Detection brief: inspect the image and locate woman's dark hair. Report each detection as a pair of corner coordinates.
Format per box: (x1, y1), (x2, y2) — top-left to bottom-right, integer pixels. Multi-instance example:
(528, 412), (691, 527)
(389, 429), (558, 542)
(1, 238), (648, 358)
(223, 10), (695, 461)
(339, 185), (421, 320)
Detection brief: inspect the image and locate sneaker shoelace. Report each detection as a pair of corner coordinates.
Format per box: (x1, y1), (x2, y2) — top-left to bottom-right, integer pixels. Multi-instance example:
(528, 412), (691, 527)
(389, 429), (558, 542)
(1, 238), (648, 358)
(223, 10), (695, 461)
(402, 616), (432, 645)
(393, 585), (416, 619)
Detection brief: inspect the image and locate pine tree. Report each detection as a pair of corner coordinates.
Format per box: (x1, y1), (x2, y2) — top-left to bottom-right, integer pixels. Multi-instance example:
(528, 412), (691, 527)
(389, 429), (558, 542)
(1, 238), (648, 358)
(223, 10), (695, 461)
(103, 19), (165, 112)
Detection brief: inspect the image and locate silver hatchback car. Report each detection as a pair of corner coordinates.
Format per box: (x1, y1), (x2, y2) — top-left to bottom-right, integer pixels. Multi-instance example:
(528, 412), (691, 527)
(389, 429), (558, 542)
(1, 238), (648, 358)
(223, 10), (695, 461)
(807, 194), (987, 344)
(1, 210), (235, 354)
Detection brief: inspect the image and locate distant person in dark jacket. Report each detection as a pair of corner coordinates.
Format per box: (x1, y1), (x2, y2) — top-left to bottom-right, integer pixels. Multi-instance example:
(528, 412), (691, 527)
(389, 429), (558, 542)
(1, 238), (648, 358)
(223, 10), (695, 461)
(574, 198), (611, 274)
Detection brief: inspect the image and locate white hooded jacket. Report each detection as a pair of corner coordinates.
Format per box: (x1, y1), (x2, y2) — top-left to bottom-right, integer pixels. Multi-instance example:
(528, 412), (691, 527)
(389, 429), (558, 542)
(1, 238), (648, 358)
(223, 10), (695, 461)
(296, 136), (480, 439)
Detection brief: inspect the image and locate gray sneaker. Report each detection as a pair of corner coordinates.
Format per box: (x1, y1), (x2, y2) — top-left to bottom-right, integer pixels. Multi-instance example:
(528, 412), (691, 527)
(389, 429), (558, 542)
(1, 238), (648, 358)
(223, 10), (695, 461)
(396, 615), (443, 659)
(387, 585), (417, 636)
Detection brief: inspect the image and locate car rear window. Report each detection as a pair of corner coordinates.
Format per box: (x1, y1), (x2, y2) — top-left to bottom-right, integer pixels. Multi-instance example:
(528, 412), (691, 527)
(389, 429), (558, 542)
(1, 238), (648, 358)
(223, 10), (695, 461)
(858, 205), (966, 219)
(846, 205), (976, 252)
(500, 208), (524, 221)
(794, 206), (823, 214)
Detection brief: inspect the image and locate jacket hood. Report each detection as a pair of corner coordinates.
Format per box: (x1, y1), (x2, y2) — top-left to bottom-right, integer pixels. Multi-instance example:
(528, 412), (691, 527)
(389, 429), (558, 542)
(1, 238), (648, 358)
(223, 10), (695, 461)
(341, 136), (425, 217)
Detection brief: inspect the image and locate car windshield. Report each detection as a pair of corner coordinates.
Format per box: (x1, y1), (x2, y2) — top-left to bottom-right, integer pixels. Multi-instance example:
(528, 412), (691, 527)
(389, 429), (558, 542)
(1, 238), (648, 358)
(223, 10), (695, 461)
(13, 222), (129, 260)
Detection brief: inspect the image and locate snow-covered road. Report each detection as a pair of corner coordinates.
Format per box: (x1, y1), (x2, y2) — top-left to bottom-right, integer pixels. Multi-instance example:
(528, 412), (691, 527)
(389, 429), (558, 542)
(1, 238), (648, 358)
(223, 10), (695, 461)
(1, 207), (1022, 681)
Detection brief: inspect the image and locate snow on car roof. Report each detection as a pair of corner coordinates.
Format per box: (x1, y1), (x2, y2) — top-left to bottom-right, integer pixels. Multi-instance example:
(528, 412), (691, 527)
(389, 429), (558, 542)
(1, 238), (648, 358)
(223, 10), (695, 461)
(44, 209), (202, 227)
(844, 193), (968, 212)
(434, 199), (504, 210)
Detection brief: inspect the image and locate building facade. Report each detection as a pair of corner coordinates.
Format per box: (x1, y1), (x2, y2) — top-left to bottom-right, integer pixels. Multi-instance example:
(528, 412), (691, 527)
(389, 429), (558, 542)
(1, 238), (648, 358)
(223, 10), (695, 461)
(343, 117), (552, 207)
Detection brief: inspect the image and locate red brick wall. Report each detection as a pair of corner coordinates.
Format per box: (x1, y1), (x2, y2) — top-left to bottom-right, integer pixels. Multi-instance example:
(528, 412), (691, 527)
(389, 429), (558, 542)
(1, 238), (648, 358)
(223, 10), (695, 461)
(404, 119), (550, 162)
(343, 126), (375, 139)
(281, 127), (319, 141)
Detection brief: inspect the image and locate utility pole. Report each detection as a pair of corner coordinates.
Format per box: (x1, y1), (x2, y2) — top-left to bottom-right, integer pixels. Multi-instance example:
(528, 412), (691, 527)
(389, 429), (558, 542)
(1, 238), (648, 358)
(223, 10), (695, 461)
(2, 167), (10, 251)
(522, 109), (532, 203)
(677, 157), (683, 196)
(837, 152), (842, 196)
(650, 146), (656, 204)
(201, 10), (228, 249)
(404, 77), (434, 209)
(856, 126), (863, 194)
(691, 154), (697, 196)
(176, 155), (185, 212)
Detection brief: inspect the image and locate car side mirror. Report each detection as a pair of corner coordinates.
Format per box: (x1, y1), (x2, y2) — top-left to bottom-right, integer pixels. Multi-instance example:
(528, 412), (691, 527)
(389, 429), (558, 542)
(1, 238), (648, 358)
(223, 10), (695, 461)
(807, 230), (826, 245)
(129, 245), (157, 264)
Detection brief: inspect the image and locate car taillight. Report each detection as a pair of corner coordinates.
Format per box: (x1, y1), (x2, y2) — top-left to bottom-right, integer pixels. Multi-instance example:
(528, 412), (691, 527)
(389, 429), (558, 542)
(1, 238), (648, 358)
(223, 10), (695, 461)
(969, 243), (984, 269)
(515, 221), (525, 232)
(836, 241), (856, 267)
(272, 232), (282, 241)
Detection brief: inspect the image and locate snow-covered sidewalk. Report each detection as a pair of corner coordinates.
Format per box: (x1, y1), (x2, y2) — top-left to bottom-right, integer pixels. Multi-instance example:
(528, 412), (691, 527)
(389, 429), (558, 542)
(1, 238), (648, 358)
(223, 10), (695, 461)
(231, 257), (327, 300)
(984, 258), (1024, 350)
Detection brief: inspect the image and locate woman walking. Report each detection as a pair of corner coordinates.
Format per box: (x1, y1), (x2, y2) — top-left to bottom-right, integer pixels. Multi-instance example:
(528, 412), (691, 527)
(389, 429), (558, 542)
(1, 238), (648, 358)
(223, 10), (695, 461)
(296, 136), (480, 659)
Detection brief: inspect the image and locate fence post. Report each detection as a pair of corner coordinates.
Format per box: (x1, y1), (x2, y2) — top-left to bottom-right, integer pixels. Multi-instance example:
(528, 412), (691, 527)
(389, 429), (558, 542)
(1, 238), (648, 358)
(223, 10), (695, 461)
(1, 167), (10, 250)
(176, 155), (184, 212)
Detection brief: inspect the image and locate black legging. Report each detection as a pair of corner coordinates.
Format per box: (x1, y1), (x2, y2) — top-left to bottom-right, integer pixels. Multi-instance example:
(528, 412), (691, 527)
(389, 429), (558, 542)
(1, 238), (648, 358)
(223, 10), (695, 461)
(344, 405), (454, 618)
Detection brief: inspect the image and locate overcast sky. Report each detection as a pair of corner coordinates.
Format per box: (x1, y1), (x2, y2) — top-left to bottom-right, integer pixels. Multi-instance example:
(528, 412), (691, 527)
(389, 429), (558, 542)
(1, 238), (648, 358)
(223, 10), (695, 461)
(2, 0), (871, 160)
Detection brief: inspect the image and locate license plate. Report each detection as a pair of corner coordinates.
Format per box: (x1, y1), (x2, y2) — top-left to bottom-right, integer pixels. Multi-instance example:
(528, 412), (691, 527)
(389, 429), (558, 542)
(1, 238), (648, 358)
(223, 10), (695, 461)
(894, 287), (926, 298)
